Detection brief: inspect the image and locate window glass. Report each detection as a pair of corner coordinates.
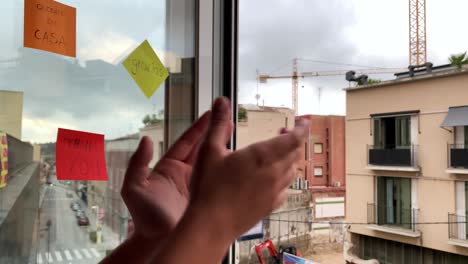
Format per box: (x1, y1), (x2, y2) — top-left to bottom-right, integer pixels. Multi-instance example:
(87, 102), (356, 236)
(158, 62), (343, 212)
(314, 167), (323, 177)
(377, 177), (411, 229)
(314, 143), (323, 154)
(0, 0), (196, 263)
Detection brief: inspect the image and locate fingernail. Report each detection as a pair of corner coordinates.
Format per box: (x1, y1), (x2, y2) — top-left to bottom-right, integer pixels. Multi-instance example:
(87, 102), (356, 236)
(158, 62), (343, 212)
(212, 97), (229, 120)
(294, 120), (309, 137)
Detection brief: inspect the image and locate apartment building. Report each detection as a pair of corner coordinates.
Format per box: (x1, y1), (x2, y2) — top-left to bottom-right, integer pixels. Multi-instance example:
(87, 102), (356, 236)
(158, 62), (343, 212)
(236, 104), (294, 149)
(0, 90), (23, 139)
(297, 115), (345, 191)
(297, 115), (346, 221)
(345, 65), (468, 263)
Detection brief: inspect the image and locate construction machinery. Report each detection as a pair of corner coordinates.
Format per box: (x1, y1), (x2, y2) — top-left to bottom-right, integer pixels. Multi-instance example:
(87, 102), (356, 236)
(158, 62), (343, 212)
(409, 0), (427, 66)
(257, 0), (428, 115)
(254, 239), (298, 264)
(257, 59), (404, 115)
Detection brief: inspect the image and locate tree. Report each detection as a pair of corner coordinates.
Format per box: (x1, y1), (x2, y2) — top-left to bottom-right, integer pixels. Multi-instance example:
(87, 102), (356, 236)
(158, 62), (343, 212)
(238, 107), (247, 122)
(449, 52), (468, 69)
(367, 78), (382, 85)
(142, 110), (164, 126)
(358, 78), (381, 86)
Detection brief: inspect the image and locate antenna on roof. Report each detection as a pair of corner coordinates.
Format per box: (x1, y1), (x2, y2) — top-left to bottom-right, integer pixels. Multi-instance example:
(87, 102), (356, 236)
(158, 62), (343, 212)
(256, 69), (261, 106)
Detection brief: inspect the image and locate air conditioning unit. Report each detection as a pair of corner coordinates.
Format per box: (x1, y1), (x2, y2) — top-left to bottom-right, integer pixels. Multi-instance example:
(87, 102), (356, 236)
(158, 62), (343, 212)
(333, 181), (341, 187)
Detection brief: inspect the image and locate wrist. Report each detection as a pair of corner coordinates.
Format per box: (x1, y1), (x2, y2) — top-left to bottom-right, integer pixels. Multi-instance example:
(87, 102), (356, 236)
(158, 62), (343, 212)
(181, 202), (234, 250)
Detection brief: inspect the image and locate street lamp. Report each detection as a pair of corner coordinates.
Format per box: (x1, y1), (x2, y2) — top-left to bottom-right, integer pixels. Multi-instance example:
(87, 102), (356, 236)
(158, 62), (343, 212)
(40, 220), (52, 263)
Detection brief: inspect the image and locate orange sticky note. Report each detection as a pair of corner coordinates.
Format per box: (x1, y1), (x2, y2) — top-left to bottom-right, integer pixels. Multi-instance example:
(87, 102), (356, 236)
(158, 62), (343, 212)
(56, 128), (108, 181)
(24, 0), (76, 57)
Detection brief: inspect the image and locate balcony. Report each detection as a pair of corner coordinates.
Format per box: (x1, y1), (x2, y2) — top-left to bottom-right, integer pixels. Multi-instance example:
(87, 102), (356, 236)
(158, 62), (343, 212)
(367, 145), (419, 172)
(448, 214), (468, 248)
(447, 144), (468, 174)
(366, 203), (421, 237)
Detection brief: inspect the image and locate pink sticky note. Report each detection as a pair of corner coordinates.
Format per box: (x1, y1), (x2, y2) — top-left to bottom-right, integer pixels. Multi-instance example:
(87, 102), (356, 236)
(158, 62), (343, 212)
(56, 128), (108, 181)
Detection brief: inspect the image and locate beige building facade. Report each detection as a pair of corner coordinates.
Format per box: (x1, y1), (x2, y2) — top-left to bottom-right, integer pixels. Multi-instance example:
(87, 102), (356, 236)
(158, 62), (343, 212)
(236, 104), (294, 149)
(0, 90), (23, 139)
(345, 67), (468, 262)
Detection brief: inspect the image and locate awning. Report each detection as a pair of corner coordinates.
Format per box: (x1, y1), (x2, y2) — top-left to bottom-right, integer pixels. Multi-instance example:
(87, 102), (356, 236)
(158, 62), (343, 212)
(441, 106), (468, 127)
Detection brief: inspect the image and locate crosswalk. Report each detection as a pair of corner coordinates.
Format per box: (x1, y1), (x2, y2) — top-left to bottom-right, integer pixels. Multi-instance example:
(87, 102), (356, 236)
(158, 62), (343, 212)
(37, 248), (101, 263)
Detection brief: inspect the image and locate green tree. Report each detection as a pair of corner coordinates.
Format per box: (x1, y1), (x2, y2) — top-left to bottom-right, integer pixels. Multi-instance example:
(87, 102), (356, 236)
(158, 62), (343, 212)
(358, 78), (381, 86)
(238, 107), (247, 122)
(142, 110), (164, 126)
(449, 52), (468, 69)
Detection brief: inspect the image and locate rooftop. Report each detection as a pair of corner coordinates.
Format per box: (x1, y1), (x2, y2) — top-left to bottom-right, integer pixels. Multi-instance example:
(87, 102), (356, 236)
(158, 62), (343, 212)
(345, 64), (468, 92)
(239, 104), (293, 113)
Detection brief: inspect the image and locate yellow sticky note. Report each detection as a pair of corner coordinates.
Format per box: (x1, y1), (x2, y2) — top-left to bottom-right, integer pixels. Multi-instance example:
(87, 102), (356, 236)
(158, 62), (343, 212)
(123, 40), (169, 98)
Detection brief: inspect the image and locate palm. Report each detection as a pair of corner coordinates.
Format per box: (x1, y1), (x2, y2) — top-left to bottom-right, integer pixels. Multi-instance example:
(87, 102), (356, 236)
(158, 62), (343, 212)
(122, 113), (210, 239)
(143, 158), (193, 232)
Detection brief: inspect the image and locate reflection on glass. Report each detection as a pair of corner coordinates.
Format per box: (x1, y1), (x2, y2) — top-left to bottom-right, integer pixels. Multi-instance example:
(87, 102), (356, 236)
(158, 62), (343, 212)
(0, 0), (195, 263)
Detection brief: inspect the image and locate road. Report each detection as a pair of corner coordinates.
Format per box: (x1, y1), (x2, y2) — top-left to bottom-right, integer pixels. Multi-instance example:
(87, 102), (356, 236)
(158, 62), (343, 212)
(34, 176), (117, 264)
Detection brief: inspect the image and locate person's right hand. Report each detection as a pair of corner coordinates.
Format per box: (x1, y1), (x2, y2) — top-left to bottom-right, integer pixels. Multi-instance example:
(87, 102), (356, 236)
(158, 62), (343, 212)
(190, 97), (308, 241)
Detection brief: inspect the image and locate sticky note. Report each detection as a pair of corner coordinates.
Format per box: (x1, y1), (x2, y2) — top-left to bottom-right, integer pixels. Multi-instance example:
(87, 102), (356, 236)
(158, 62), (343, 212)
(123, 40), (169, 98)
(0, 132), (8, 189)
(56, 128), (107, 181)
(24, 0), (76, 57)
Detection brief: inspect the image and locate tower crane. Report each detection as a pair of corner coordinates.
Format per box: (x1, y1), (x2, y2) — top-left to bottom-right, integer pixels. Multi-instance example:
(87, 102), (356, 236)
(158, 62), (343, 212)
(257, 58), (405, 115)
(409, 0), (427, 66)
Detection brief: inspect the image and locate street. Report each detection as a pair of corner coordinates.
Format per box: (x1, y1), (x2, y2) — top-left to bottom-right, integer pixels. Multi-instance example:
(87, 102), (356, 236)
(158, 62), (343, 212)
(34, 175), (118, 264)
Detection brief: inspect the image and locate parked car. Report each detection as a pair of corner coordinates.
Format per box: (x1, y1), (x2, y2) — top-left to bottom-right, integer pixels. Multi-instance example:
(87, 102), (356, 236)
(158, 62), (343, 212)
(75, 210), (85, 219)
(77, 216), (90, 226)
(70, 201), (80, 211)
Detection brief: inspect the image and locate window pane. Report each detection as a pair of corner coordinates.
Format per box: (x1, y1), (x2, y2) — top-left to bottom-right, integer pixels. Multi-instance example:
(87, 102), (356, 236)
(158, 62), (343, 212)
(314, 167), (323, 177)
(314, 143), (323, 154)
(0, 0), (196, 263)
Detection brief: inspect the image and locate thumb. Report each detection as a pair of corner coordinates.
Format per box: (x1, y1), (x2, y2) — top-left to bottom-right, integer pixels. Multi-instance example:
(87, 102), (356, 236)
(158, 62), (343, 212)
(204, 97), (232, 152)
(124, 136), (153, 186)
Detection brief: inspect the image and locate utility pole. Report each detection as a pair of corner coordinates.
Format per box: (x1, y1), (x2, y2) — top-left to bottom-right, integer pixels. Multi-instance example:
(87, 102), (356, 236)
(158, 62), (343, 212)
(46, 220), (52, 263)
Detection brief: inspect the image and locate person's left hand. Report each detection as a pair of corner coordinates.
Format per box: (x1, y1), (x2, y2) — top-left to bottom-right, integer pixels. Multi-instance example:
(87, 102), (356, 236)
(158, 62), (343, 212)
(121, 112), (212, 240)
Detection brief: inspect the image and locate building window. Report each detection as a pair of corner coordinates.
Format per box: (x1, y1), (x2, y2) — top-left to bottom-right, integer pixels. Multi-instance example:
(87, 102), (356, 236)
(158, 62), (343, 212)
(314, 167), (323, 177)
(377, 177), (412, 228)
(314, 143), (323, 154)
(374, 116), (411, 149)
(304, 143), (308, 159)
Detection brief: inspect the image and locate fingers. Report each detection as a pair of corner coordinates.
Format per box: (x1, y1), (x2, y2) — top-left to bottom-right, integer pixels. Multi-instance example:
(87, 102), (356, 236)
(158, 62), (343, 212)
(203, 97), (233, 153)
(123, 136), (153, 188)
(164, 111), (211, 162)
(277, 165), (296, 191)
(272, 189), (289, 211)
(250, 120), (308, 167)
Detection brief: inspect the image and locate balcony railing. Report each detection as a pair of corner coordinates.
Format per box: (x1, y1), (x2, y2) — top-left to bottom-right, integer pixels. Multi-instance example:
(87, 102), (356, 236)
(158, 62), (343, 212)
(448, 144), (468, 169)
(367, 203), (418, 232)
(448, 213), (468, 241)
(367, 144), (418, 168)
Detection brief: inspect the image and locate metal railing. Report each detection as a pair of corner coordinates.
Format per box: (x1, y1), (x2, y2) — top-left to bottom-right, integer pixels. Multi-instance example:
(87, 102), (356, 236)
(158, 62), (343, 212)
(367, 203), (418, 232)
(367, 144), (418, 167)
(448, 213), (468, 241)
(448, 144), (468, 169)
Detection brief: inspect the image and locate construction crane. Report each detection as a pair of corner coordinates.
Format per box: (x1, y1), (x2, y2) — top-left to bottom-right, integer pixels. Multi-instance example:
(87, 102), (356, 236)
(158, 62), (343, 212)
(258, 58), (405, 115)
(409, 0), (427, 66)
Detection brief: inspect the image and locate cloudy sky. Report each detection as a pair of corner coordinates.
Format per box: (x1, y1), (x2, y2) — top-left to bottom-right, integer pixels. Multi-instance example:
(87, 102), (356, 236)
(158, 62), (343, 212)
(1, 0), (468, 143)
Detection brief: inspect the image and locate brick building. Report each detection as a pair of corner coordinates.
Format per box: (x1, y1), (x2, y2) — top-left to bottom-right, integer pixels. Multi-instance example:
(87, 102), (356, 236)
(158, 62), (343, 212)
(297, 115), (346, 219)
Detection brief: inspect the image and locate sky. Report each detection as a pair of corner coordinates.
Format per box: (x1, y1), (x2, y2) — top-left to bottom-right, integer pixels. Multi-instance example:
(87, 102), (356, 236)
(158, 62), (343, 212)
(1, 0), (468, 143)
(238, 0), (468, 115)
